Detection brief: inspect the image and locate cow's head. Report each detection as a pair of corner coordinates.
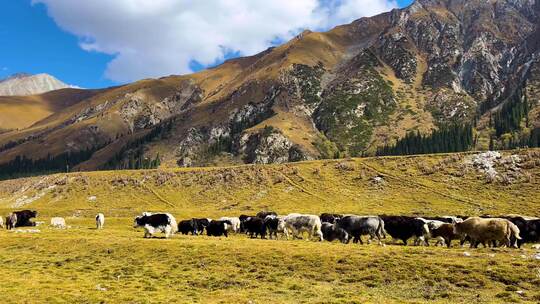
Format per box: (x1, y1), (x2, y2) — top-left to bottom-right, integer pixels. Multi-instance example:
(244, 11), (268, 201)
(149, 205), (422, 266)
(134, 215), (148, 228)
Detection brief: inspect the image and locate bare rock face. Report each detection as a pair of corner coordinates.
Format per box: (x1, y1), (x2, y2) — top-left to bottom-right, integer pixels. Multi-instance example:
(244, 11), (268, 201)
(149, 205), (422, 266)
(0, 73), (73, 96)
(239, 127), (310, 164)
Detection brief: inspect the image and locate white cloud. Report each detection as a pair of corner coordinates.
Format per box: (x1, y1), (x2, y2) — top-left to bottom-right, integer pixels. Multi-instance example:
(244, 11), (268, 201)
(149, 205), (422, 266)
(33, 0), (398, 83)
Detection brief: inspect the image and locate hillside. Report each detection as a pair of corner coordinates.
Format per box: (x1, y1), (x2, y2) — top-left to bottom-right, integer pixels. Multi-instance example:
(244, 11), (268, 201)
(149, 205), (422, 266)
(1, 0), (540, 176)
(0, 149), (538, 217)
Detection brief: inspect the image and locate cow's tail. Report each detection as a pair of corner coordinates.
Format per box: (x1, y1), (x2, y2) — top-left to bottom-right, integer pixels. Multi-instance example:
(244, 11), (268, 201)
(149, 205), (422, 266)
(508, 222), (521, 240)
(377, 218), (387, 239)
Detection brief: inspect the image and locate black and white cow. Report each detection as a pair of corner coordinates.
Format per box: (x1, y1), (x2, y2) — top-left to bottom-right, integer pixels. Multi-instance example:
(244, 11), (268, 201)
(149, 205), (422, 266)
(239, 215), (256, 233)
(379, 215), (430, 246)
(13, 210), (37, 227)
(133, 213), (177, 238)
(206, 220), (233, 237)
(178, 219), (199, 235)
(242, 216), (267, 239)
(336, 215), (385, 245)
(264, 216), (286, 239)
(321, 222), (349, 243)
(283, 213), (324, 241)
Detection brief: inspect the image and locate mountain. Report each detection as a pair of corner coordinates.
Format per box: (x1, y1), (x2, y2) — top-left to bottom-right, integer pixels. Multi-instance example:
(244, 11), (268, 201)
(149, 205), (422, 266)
(0, 73), (74, 96)
(1, 0), (540, 178)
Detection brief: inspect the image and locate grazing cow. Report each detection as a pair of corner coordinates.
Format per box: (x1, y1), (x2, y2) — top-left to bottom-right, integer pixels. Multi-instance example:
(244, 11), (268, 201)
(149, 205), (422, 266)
(264, 216), (286, 239)
(6, 213), (17, 230)
(178, 219), (199, 235)
(429, 223), (460, 248)
(283, 213), (324, 241)
(219, 217), (241, 233)
(13, 210), (38, 227)
(504, 217), (540, 248)
(242, 217), (267, 239)
(454, 217), (521, 248)
(319, 213), (343, 224)
(206, 220), (232, 237)
(379, 216), (430, 246)
(50, 217), (66, 229)
(257, 211), (277, 219)
(0, 216), (3, 229)
(321, 222), (349, 243)
(336, 215), (385, 245)
(96, 213), (105, 229)
(133, 213), (178, 238)
(193, 218), (211, 235)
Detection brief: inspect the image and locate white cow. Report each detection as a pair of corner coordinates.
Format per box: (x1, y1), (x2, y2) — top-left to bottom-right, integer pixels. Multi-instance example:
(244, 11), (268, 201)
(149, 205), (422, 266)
(96, 213), (105, 229)
(219, 217), (241, 233)
(50, 217), (66, 229)
(0, 216), (4, 229)
(283, 213), (324, 241)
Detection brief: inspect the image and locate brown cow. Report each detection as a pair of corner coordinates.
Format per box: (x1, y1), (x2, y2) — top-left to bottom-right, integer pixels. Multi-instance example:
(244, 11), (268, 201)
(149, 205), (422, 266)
(454, 217), (521, 248)
(429, 223), (460, 248)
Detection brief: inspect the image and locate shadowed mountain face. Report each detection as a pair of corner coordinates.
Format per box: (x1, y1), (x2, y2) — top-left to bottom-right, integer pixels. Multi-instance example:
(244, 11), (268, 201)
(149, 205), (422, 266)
(0, 0), (540, 174)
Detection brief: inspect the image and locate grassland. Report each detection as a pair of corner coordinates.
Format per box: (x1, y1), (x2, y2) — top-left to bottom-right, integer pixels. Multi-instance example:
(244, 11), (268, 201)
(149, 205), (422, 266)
(0, 150), (540, 303)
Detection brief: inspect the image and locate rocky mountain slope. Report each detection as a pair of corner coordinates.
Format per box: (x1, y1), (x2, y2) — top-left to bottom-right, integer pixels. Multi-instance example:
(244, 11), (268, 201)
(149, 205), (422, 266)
(0, 73), (73, 96)
(1, 0), (540, 175)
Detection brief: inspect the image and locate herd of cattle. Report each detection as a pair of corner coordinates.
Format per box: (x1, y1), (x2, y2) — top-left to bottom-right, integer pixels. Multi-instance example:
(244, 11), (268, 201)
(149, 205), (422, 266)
(2, 209), (539, 249)
(133, 211), (540, 249)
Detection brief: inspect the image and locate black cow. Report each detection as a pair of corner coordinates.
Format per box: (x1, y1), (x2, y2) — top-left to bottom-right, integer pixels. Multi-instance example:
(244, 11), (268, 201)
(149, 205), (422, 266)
(13, 210), (37, 227)
(321, 222), (349, 243)
(207, 220), (232, 237)
(193, 218), (211, 235)
(320, 213), (343, 224)
(239, 215), (255, 233)
(178, 219), (199, 235)
(243, 217), (267, 239)
(379, 215), (430, 246)
(504, 217), (540, 248)
(257, 211), (277, 219)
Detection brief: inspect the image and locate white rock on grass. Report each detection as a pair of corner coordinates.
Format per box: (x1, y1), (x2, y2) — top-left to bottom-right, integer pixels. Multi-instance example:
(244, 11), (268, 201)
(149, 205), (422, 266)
(463, 252), (471, 257)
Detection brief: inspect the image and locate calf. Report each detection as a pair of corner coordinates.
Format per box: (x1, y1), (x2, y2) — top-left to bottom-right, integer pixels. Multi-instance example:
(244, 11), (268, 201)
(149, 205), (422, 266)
(321, 222), (349, 243)
(243, 217), (267, 239)
(178, 219), (199, 235)
(50, 217), (66, 229)
(206, 220), (232, 237)
(13, 210), (37, 227)
(429, 223), (460, 248)
(6, 213), (17, 230)
(283, 213), (324, 241)
(336, 215), (385, 245)
(379, 216), (430, 246)
(133, 213), (178, 238)
(95, 213), (105, 229)
(320, 213), (343, 224)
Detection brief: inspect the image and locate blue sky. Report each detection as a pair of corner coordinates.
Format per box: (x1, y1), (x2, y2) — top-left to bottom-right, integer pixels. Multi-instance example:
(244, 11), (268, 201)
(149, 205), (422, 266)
(0, 0), (413, 89)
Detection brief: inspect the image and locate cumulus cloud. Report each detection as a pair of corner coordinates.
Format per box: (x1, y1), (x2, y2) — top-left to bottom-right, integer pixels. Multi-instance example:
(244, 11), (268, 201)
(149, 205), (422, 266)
(33, 0), (398, 83)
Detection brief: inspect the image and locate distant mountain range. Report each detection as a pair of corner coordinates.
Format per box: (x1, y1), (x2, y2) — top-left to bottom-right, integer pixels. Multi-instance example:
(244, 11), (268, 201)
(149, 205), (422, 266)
(0, 0), (540, 179)
(0, 73), (74, 96)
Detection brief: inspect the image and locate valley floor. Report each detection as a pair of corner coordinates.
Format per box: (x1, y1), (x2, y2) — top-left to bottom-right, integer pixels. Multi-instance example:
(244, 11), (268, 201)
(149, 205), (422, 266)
(0, 218), (539, 303)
